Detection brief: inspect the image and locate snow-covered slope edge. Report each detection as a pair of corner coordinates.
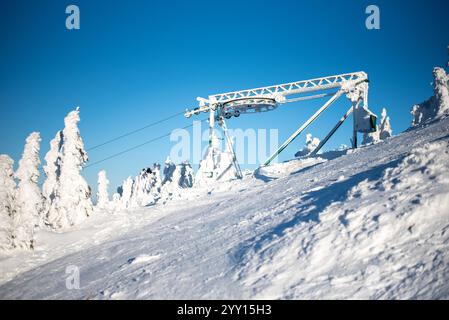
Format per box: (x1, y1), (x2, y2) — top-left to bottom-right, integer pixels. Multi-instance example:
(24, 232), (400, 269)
(238, 137), (449, 299)
(1, 118), (449, 299)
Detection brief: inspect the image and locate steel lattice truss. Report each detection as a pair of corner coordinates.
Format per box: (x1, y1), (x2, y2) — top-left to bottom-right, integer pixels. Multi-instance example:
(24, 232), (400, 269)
(185, 71), (368, 117)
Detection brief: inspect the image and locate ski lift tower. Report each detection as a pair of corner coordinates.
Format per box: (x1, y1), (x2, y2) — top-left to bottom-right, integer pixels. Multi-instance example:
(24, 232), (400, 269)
(185, 71), (377, 169)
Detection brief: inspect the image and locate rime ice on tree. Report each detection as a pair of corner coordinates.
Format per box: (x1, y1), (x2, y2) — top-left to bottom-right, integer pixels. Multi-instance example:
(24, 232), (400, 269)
(119, 177), (134, 209)
(412, 67), (449, 126)
(295, 133), (320, 157)
(49, 108), (93, 229)
(42, 130), (63, 224)
(97, 170), (110, 209)
(13, 132), (43, 249)
(0, 155), (16, 250)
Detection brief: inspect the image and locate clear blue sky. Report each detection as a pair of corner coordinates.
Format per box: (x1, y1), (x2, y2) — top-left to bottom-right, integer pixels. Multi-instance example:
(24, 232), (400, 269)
(1, 0), (448, 193)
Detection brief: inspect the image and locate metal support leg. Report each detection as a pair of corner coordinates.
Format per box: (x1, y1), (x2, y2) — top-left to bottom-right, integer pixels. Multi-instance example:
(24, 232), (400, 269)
(352, 103), (358, 149)
(209, 109), (215, 147)
(310, 106), (353, 156)
(263, 90), (344, 166)
(219, 119), (243, 179)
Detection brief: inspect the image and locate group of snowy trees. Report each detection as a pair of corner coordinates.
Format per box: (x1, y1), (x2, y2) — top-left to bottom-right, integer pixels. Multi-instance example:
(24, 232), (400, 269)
(97, 157), (196, 211)
(1, 133), (43, 250)
(0, 108), (92, 251)
(94, 131), (241, 211)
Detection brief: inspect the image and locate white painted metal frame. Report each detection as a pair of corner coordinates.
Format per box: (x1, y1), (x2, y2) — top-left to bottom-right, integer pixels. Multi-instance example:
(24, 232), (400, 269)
(184, 71), (368, 117)
(185, 71), (370, 168)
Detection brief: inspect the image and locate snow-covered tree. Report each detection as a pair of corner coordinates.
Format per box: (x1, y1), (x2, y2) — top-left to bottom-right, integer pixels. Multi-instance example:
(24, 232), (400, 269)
(179, 161), (194, 188)
(42, 130), (63, 222)
(160, 165), (182, 203)
(49, 108), (93, 229)
(96, 170), (110, 209)
(0, 155), (16, 250)
(379, 108), (393, 140)
(151, 163), (162, 194)
(412, 67), (449, 126)
(111, 193), (121, 211)
(115, 163), (163, 210)
(13, 132), (43, 249)
(295, 133), (320, 157)
(119, 177), (134, 209)
(130, 167), (158, 207)
(162, 157), (176, 185)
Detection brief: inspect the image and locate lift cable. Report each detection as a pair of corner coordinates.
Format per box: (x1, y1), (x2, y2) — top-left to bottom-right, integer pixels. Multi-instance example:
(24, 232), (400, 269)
(84, 118), (208, 169)
(86, 110), (187, 151)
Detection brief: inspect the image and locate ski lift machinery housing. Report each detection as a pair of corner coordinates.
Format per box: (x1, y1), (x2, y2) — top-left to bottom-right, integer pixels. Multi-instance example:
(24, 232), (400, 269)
(185, 72), (378, 174)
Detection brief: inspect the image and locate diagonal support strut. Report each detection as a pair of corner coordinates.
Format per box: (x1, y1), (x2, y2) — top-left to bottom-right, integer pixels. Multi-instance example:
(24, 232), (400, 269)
(263, 89), (344, 166)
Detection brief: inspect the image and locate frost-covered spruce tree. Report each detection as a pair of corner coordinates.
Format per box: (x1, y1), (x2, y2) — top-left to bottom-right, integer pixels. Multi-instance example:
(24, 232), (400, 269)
(151, 163), (162, 195)
(13, 132), (43, 249)
(129, 167), (157, 207)
(111, 193), (121, 211)
(179, 161), (194, 188)
(51, 108), (93, 229)
(434, 67), (449, 117)
(96, 170), (110, 209)
(379, 108), (393, 140)
(120, 177), (134, 209)
(42, 130), (63, 222)
(0, 155), (16, 250)
(162, 157), (176, 185)
(412, 67), (449, 126)
(160, 164), (182, 203)
(295, 133), (320, 157)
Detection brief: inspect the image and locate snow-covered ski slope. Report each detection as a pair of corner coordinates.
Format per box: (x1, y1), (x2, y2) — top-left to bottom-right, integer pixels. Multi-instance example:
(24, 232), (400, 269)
(1, 117), (449, 299)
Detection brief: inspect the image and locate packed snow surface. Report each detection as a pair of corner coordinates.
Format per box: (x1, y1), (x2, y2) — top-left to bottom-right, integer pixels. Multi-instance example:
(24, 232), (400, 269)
(1, 118), (449, 299)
